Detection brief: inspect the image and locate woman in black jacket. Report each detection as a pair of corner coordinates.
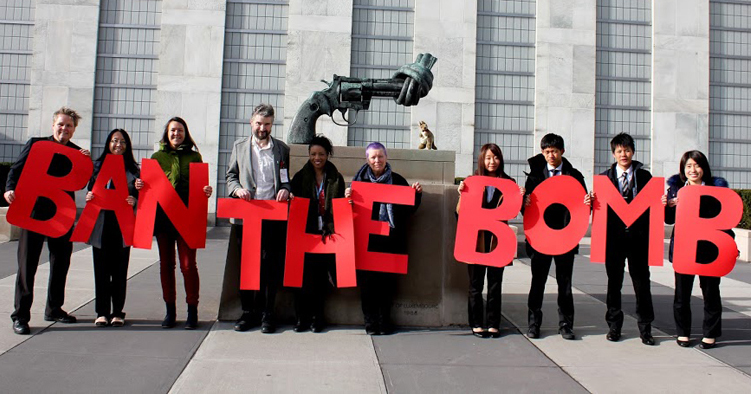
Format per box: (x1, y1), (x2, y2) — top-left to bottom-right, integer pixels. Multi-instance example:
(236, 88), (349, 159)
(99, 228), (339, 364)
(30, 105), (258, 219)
(664, 150), (730, 349)
(457, 143), (522, 338)
(289, 135), (345, 332)
(344, 142), (422, 335)
(84, 129), (139, 327)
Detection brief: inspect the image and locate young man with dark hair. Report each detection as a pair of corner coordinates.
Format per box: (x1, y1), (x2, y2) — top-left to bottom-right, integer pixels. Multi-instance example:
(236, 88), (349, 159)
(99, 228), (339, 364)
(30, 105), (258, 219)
(594, 132), (656, 345)
(523, 133), (587, 340)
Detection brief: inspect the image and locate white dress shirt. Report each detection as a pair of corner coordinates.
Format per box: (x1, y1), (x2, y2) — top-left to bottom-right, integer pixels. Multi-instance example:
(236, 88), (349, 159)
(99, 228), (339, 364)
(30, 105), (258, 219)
(251, 136), (276, 200)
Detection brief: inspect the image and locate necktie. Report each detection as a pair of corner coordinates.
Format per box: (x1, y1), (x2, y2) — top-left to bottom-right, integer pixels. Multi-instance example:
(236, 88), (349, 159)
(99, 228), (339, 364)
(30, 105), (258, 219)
(551, 169), (559, 177)
(620, 172), (633, 199)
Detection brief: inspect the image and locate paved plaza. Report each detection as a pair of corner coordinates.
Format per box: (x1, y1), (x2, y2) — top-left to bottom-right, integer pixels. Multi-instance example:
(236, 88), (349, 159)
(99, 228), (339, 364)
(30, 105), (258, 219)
(0, 227), (750, 393)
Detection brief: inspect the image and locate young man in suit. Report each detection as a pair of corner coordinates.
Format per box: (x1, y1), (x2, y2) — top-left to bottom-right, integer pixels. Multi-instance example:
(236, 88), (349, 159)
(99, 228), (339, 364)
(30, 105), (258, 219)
(523, 133), (587, 340)
(225, 103), (291, 334)
(4, 107), (91, 335)
(592, 132), (655, 345)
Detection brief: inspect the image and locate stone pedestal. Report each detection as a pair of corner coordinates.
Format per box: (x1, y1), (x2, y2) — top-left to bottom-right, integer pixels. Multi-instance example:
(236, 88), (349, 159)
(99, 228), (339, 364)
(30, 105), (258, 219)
(735, 228), (751, 263)
(218, 146), (482, 327)
(0, 207), (21, 242)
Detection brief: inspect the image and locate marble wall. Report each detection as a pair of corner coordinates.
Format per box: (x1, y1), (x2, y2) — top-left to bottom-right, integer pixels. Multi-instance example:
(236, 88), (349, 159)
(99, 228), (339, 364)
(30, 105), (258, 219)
(156, 0), (226, 220)
(282, 0), (353, 146)
(28, 0), (100, 148)
(650, 0), (710, 178)
(534, 0), (597, 181)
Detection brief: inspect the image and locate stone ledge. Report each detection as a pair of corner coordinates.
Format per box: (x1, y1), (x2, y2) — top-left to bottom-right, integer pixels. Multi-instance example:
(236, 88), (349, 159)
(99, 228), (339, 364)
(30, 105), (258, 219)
(735, 228), (751, 263)
(0, 207), (21, 242)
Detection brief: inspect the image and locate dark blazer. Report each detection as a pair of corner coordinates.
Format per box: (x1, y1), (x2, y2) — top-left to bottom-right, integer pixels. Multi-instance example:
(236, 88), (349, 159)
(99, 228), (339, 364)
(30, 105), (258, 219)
(523, 154), (587, 255)
(85, 158), (140, 249)
(290, 160), (345, 236)
(600, 160), (652, 238)
(352, 168), (421, 255)
(665, 174), (732, 263)
(6, 136), (84, 221)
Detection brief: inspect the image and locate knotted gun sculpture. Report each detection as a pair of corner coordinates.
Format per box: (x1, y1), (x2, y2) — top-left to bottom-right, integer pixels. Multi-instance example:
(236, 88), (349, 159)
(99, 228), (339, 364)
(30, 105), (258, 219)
(287, 53), (438, 144)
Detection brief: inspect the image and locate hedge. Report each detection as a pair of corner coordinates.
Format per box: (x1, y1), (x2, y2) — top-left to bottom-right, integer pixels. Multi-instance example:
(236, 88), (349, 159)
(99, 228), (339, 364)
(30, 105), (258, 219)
(735, 190), (751, 230)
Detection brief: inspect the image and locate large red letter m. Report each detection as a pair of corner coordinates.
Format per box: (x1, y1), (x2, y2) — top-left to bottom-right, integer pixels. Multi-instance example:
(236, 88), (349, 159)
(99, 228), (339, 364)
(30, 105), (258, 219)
(590, 175), (665, 266)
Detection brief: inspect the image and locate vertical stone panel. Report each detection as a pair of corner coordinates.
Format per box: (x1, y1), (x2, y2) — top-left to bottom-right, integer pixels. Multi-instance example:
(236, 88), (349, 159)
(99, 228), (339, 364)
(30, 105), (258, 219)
(534, 0), (596, 181)
(28, 0), (100, 148)
(413, 0), (477, 177)
(156, 0), (225, 218)
(651, 0), (709, 177)
(283, 0), (353, 146)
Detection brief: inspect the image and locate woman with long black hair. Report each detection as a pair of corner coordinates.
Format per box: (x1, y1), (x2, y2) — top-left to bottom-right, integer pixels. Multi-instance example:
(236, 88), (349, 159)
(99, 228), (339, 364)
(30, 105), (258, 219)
(664, 150), (732, 349)
(456, 143), (523, 338)
(85, 129), (139, 327)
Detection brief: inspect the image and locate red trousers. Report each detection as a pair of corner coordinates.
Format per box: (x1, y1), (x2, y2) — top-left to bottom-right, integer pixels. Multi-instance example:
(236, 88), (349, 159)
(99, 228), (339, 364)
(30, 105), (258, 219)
(156, 233), (199, 306)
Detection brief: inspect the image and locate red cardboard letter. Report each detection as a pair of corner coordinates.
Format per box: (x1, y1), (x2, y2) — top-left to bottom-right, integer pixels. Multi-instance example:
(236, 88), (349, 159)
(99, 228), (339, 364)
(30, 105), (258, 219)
(70, 155), (135, 245)
(133, 159), (209, 249)
(350, 181), (416, 274)
(216, 198), (288, 290)
(454, 176), (522, 268)
(284, 197), (356, 288)
(590, 175), (665, 266)
(673, 186), (743, 277)
(524, 175), (589, 255)
(6, 141), (93, 237)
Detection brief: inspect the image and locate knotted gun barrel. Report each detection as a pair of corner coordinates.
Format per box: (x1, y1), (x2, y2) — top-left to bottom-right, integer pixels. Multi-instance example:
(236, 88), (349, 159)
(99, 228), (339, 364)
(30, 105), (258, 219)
(287, 53), (437, 144)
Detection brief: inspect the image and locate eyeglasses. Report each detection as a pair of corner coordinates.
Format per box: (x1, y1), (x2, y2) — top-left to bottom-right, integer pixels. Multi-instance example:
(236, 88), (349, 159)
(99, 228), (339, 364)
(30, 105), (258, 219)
(111, 139), (127, 146)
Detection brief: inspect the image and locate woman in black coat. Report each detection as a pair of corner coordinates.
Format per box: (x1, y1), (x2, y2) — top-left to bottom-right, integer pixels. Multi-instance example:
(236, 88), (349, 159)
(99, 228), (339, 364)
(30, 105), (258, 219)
(457, 143), (522, 338)
(289, 135), (345, 332)
(664, 150), (731, 349)
(84, 129), (139, 327)
(344, 142), (422, 335)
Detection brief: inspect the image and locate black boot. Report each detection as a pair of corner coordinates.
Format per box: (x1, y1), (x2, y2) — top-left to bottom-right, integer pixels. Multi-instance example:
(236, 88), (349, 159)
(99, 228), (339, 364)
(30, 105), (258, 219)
(162, 303), (176, 329)
(185, 305), (198, 330)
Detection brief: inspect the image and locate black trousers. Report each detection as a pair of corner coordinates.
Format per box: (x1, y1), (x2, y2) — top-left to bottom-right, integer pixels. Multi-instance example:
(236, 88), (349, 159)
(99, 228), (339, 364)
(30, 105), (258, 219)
(294, 254), (333, 323)
(234, 222), (286, 321)
(674, 272), (722, 338)
(605, 232), (654, 334)
(467, 264), (505, 329)
(12, 228), (73, 323)
(92, 215), (130, 318)
(358, 270), (397, 329)
(527, 250), (575, 329)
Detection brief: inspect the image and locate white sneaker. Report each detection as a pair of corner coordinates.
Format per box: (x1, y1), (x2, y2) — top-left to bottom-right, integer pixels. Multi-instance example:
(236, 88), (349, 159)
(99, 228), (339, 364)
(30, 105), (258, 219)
(95, 316), (109, 327)
(110, 317), (124, 327)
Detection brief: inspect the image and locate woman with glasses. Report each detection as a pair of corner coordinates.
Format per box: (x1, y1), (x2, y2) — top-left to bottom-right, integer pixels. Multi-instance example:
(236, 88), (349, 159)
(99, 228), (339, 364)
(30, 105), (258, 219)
(85, 129), (139, 327)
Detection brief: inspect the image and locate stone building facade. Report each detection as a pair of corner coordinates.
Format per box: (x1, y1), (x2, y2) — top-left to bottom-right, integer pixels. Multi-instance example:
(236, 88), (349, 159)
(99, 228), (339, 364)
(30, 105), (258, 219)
(1, 0), (750, 218)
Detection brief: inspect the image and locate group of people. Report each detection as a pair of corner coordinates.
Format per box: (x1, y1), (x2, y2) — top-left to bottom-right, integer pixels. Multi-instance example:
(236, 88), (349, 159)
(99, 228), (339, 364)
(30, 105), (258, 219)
(459, 132), (729, 349)
(226, 104), (422, 335)
(3, 106), (730, 349)
(4, 108), (214, 334)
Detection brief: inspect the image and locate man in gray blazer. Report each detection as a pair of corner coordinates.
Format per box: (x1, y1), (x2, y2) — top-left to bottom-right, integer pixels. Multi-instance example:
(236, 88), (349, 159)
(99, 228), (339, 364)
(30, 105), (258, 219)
(226, 103), (291, 334)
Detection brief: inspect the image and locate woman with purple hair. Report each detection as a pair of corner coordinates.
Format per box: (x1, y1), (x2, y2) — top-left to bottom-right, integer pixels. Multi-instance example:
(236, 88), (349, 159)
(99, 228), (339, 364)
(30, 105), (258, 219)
(345, 142), (422, 335)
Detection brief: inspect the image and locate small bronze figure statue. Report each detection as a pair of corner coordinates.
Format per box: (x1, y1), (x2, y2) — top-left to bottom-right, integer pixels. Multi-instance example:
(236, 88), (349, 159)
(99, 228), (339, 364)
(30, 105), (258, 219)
(418, 121), (437, 150)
